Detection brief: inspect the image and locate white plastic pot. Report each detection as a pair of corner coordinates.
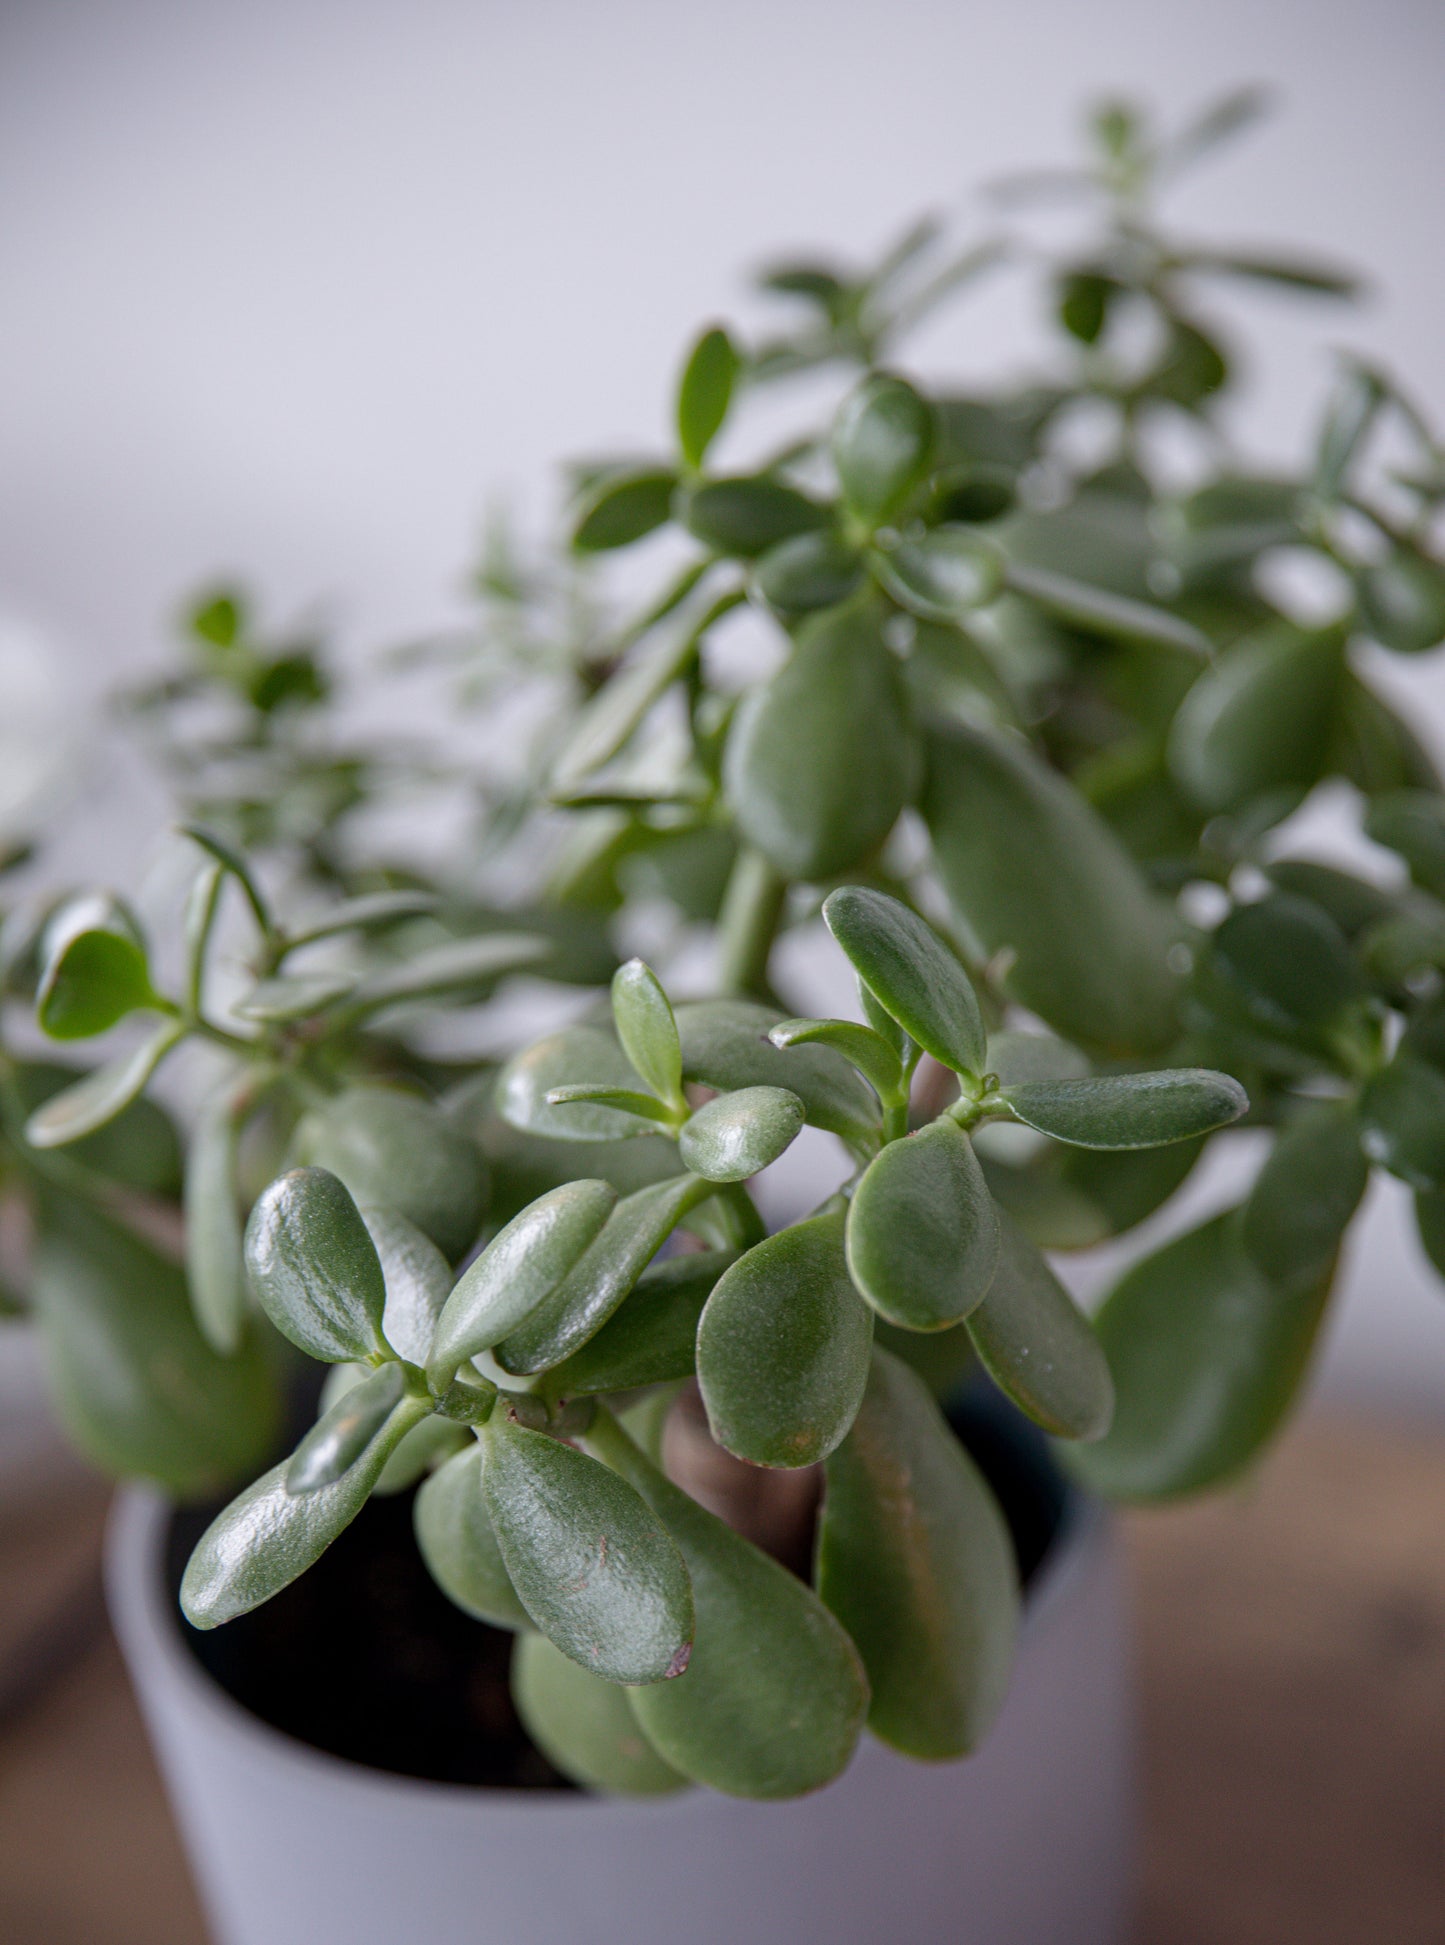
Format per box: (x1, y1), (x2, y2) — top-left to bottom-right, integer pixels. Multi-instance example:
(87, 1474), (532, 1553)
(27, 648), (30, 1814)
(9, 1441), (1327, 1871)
(107, 1486), (1136, 1945)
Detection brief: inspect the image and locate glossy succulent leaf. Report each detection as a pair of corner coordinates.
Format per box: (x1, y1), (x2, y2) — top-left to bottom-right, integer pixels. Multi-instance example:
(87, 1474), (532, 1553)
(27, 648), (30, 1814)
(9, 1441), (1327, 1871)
(244, 1167), (390, 1363)
(23, 1019), (185, 1148)
(832, 373), (936, 524)
(822, 884), (986, 1081)
(184, 1087), (248, 1354)
(544, 1084), (676, 1126)
(1356, 550), (1445, 655)
(768, 1017), (903, 1106)
(320, 1362), (467, 1495)
(1168, 627), (1345, 813)
(413, 1442), (529, 1628)
(872, 527), (1004, 621)
(816, 1348), (1018, 1758)
(288, 1362), (409, 1492)
(512, 1633), (688, 1795)
(846, 1118), (999, 1330)
(1000, 1069), (1247, 1150)
(678, 1086), (804, 1183)
(480, 1414), (694, 1685)
(965, 1214), (1113, 1439)
(499, 1024), (675, 1143)
(359, 1204), (453, 1366)
(1210, 894), (1364, 1034)
(589, 1419), (869, 1798)
(1241, 1105), (1367, 1289)
(31, 1192), (280, 1498)
(293, 1087), (488, 1260)
(495, 1174), (713, 1375)
(676, 325), (739, 470)
(36, 895), (158, 1040)
(1003, 562), (1210, 657)
(611, 957), (684, 1106)
(1068, 1212), (1331, 1501)
(572, 468), (678, 552)
(697, 1211), (873, 1467)
(675, 999), (880, 1144)
(428, 1179), (619, 1385)
(541, 1251), (730, 1398)
(724, 606), (919, 881)
(181, 1393), (431, 1627)
(925, 722), (1181, 1055)
(1359, 1058), (1445, 1191)
(683, 476), (830, 558)
(1365, 791), (1445, 900)
(753, 530), (864, 615)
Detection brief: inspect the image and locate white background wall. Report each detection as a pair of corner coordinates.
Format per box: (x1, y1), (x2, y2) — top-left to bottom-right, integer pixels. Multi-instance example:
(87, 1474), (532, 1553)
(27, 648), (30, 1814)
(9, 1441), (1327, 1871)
(1, 0), (1442, 1417)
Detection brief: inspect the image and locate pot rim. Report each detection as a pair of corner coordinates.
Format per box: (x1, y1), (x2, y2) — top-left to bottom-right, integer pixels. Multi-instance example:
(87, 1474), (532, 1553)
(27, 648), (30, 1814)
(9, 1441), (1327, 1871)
(105, 1475), (1108, 1812)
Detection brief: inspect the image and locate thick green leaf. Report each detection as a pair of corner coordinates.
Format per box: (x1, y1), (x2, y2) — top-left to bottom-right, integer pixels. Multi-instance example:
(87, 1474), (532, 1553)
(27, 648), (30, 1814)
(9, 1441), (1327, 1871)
(427, 1179), (618, 1385)
(816, 1347), (1017, 1758)
(495, 1174), (714, 1375)
(1000, 1069), (1247, 1150)
(512, 1633), (688, 1794)
(1055, 1138), (1204, 1238)
(543, 1084), (676, 1126)
(675, 999), (880, 1144)
(925, 721), (1181, 1055)
(346, 933), (549, 1018)
(753, 530), (864, 616)
(244, 1167), (389, 1363)
(1067, 1212), (1331, 1501)
(293, 1087), (488, 1260)
(498, 1025), (669, 1142)
(1365, 791), (1445, 900)
(768, 1017), (903, 1107)
(1357, 551), (1445, 654)
(1360, 1058), (1445, 1191)
(320, 1361), (466, 1495)
(612, 958), (684, 1107)
(541, 1251), (729, 1398)
(965, 1214), (1113, 1439)
(1057, 268), (1119, 344)
(358, 1204), (452, 1365)
(697, 1211), (873, 1467)
(872, 527), (1003, 621)
(846, 1119), (999, 1330)
(1003, 562), (1210, 658)
(288, 1363), (409, 1492)
(678, 1086), (804, 1183)
(979, 1154), (1112, 1250)
(1210, 894), (1363, 1034)
(822, 884), (986, 1081)
(36, 895), (158, 1040)
(414, 1441), (529, 1627)
(23, 1020), (185, 1148)
(587, 1416), (869, 1798)
(1263, 859), (1398, 939)
(572, 468), (678, 552)
(32, 1193), (280, 1498)
(1168, 627), (1346, 813)
(677, 326), (739, 471)
(184, 1087), (248, 1354)
(724, 606), (919, 880)
(1241, 1106), (1367, 1288)
(480, 1414), (694, 1684)
(181, 1394), (431, 1627)
(684, 476), (830, 558)
(832, 374), (935, 525)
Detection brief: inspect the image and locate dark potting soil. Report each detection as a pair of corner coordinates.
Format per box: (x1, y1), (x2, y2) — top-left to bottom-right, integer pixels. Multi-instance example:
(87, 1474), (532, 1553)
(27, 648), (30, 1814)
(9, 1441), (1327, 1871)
(164, 1380), (1071, 1790)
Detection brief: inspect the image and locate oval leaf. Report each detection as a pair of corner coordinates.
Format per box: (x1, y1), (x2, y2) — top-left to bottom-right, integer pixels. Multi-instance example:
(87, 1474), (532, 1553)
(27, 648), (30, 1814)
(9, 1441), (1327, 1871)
(1241, 1106), (1367, 1289)
(832, 373), (935, 525)
(768, 1018), (904, 1107)
(293, 1086), (488, 1261)
(678, 1085), (804, 1183)
(498, 1025), (670, 1143)
(676, 325), (738, 471)
(822, 884), (986, 1081)
(512, 1632), (688, 1795)
(683, 476), (830, 558)
(1169, 627), (1346, 814)
(611, 957), (683, 1106)
(1001, 1069), (1247, 1150)
(965, 1214), (1113, 1440)
(358, 1203), (453, 1366)
(816, 1347), (1018, 1758)
(676, 999), (879, 1144)
(23, 1020), (184, 1148)
(698, 1211), (872, 1467)
(541, 1251), (729, 1400)
(872, 526), (1003, 621)
(753, 530), (864, 616)
(846, 1118), (1000, 1330)
(36, 895), (157, 1040)
(287, 1362), (409, 1493)
(1360, 1058), (1445, 1192)
(572, 468), (677, 552)
(413, 1440), (531, 1629)
(244, 1166), (389, 1363)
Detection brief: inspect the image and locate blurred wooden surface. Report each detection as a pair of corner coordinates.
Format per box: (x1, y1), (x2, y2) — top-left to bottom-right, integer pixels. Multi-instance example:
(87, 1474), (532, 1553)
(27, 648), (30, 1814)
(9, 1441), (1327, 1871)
(0, 1413), (1440, 1945)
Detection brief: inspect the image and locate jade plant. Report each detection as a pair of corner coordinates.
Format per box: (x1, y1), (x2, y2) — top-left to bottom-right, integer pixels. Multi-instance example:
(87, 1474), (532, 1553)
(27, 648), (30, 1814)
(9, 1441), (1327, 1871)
(4, 89), (1445, 1798)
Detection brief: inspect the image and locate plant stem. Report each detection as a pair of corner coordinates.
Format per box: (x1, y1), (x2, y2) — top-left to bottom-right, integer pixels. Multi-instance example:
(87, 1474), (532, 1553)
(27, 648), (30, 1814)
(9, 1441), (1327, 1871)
(715, 847), (787, 998)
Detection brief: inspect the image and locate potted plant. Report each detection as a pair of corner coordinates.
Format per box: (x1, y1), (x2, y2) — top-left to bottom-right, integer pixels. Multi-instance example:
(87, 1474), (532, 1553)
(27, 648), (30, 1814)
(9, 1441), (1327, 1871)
(5, 88), (1444, 1945)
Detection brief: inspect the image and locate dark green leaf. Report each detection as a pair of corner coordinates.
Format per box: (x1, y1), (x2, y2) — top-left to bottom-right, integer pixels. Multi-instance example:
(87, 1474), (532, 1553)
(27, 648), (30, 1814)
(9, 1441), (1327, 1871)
(846, 1119), (999, 1330)
(929, 464), (1016, 525)
(359, 1204), (453, 1365)
(293, 1087), (489, 1261)
(822, 884), (986, 1081)
(1364, 791), (1445, 899)
(753, 530), (864, 616)
(1211, 894), (1363, 1034)
(1001, 1069), (1247, 1149)
(427, 1179), (619, 1386)
(1168, 627), (1346, 813)
(985, 1030), (1089, 1085)
(816, 1347), (1017, 1758)
(541, 1251), (730, 1399)
(1413, 1189), (1445, 1280)
(872, 527), (1004, 621)
(499, 1025), (671, 1143)
(572, 468), (678, 552)
(245, 1167), (389, 1362)
(725, 606), (919, 880)
(1145, 319), (1229, 408)
(1054, 1138), (1204, 1238)
(512, 1633), (688, 1794)
(832, 374), (936, 525)
(36, 896), (158, 1041)
(611, 957), (684, 1107)
(1057, 269), (1119, 344)
(677, 326), (739, 471)
(965, 1214), (1113, 1439)
(1360, 1058), (1445, 1191)
(1241, 1106), (1367, 1288)
(480, 1414), (693, 1684)
(678, 1086), (804, 1183)
(768, 1017), (904, 1106)
(684, 477), (830, 558)
(288, 1363), (409, 1492)
(1003, 563), (1210, 658)
(23, 1020), (185, 1148)
(1263, 859), (1397, 938)
(676, 999), (880, 1145)
(697, 1211), (872, 1466)
(1067, 1212), (1331, 1501)
(414, 1441), (529, 1628)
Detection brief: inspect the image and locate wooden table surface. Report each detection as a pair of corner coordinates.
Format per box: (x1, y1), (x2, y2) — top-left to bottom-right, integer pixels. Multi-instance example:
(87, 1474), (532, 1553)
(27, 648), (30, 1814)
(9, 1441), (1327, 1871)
(0, 1412), (1440, 1945)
